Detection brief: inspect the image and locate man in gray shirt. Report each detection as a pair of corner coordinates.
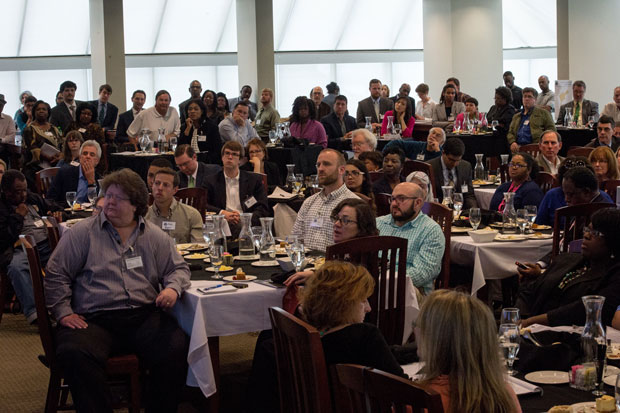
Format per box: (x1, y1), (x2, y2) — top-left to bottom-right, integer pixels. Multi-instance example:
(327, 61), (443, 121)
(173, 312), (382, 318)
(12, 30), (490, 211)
(536, 75), (555, 112)
(45, 168), (191, 413)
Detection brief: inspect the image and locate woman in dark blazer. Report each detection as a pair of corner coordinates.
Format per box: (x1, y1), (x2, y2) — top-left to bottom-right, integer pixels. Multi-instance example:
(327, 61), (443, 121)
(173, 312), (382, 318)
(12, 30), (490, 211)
(179, 98), (222, 165)
(241, 138), (281, 190)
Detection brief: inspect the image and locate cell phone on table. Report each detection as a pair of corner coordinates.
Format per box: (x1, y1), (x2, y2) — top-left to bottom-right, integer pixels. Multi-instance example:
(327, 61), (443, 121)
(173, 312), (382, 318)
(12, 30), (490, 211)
(515, 261), (528, 270)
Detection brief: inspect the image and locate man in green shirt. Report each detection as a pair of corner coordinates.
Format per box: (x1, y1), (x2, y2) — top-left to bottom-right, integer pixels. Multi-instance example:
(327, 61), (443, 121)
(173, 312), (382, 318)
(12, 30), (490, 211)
(254, 88), (280, 142)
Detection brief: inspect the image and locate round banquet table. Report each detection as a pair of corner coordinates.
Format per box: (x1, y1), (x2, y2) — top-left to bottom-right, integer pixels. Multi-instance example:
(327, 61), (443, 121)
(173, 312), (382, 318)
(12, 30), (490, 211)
(267, 144), (322, 179)
(556, 126), (596, 155)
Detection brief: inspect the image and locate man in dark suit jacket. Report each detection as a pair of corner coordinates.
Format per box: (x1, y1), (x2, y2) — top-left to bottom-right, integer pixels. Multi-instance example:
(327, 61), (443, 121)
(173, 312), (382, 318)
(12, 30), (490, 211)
(50, 80), (83, 135)
(115, 90), (146, 146)
(390, 83), (416, 112)
(428, 138), (478, 210)
(321, 95), (357, 150)
(47, 140), (101, 205)
(556, 80), (599, 126)
(174, 144), (221, 188)
(585, 115), (619, 152)
(356, 79), (394, 129)
(204, 141), (270, 236)
(310, 86), (331, 121)
(89, 84), (119, 131)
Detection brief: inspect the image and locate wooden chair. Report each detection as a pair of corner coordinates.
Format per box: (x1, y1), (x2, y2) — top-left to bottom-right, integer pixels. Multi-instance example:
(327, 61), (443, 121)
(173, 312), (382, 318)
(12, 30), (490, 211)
(175, 187), (207, 222)
(335, 364), (445, 413)
(100, 143), (109, 173)
(519, 143), (541, 158)
(535, 171), (559, 195)
(20, 234), (141, 413)
(268, 307), (332, 413)
(552, 203), (613, 256)
(421, 202), (452, 289)
(486, 157), (509, 183)
(326, 236), (407, 345)
(35, 167), (60, 197)
(566, 146), (594, 158)
(42, 217), (60, 252)
(368, 171), (384, 184)
(374, 193), (392, 217)
(249, 171), (268, 193)
(602, 179), (620, 203)
(402, 160), (438, 198)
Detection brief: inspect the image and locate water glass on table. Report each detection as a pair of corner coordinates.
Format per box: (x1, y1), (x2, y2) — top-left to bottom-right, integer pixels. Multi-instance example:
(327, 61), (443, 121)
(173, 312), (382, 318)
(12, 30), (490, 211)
(65, 191), (76, 209)
(251, 226), (262, 252)
(209, 245), (224, 279)
(87, 186), (97, 205)
(499, 323), (520, 376)
(452, 193), (463, 219)
(525, 205), (537, 233)
(500, 308), (520, 325)
(516, 209), (528, 235)
(469, 208), (481, 230)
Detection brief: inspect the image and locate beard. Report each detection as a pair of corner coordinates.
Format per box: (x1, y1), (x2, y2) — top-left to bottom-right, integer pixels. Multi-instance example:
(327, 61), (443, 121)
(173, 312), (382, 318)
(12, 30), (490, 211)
(392, 204), (417, 223)
(319, 171), (338, 187)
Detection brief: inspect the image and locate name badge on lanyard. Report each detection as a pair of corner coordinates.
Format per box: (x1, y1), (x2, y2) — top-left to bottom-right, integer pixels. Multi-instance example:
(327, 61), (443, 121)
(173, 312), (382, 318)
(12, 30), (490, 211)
(124, 248), (143, 270)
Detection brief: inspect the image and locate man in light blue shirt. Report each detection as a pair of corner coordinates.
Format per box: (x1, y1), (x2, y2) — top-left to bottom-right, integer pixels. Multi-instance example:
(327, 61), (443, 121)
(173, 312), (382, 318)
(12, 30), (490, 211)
(376, 182), (445, 294)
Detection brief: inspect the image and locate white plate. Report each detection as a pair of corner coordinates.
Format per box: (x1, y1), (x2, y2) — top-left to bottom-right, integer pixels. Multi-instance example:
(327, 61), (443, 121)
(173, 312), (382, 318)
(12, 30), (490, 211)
(524, 370), (569, 384)
(568, 401), (618, 412)
(251, 260), (280, 267)
(532, 224), (552, 230)
(205, 266), (234, 272)
(602, 365), (620, 386)
(176, 243), (209, 252)
(527, 233), (554, 240)
(185, 253), (207, 260)
(222, 275), (257, 282)
(234, 254), (259, 261)
(494, 234), (527, 242)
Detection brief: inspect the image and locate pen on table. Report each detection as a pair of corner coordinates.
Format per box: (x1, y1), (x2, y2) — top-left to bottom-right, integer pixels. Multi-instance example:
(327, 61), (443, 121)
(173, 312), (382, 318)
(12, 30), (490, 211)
(200, 284), (223, 292)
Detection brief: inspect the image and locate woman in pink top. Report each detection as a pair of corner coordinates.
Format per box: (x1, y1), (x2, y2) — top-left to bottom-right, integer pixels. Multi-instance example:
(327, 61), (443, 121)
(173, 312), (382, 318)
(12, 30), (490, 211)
(416, 290), (522, 413)
(380, 96), (415, 138)
(288, 96), (327, 148)
(454, 97), (487, 131)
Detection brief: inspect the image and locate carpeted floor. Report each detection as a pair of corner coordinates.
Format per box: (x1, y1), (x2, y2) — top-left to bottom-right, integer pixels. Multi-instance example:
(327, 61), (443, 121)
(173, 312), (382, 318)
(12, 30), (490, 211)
(0, 313), (259, 413)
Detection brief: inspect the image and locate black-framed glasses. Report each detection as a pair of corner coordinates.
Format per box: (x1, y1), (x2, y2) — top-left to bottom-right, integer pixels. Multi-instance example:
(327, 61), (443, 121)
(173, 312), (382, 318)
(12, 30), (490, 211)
(330, 215), (357, 225)
(389, 195), (418, 204)
(508, 162), (527, 168)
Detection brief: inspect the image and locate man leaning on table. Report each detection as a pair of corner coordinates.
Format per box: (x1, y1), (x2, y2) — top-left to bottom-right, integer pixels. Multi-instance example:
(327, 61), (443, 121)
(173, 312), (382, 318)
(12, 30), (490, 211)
(556, 80), (599, 126)
(536, 130), (564, 175)
(45, 168), (190, 413)
(292, 149), (359, 252)
(376, 182), (445, 295)
(146, 167), (203, 243)
(507, 87), (556, 153)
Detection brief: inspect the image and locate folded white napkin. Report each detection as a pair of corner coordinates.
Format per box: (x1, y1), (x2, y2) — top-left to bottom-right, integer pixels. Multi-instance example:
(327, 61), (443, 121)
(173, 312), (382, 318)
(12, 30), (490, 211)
(505, 375), (543, 395)
(268, 187), (296, 200)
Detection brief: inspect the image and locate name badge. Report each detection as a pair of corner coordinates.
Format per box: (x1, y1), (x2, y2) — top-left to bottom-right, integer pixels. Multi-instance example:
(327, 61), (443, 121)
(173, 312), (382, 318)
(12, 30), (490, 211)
(125, 256), (143, 270)
(162, 221), (176, 231)
(34, 220), (44, 228)
(70, 161), (80, 167)
(461, 184), (469, 193)
(45, 131), (54, 137)
(416, 153), (425, 161)
(244, 196), (257, 208)
(310, 217), (323, 228)
(198, 135), (206, 142)
(255, 119), (261, 125)
(78, 128), (87, 133)
(523, 120), (530, 126)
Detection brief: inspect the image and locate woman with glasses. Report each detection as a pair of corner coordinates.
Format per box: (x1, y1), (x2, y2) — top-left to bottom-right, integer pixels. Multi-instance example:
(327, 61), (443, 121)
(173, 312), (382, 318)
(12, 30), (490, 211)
(178, 98), (222, 165)
(57, 130), (83, 167)
(518, 208), (620, 328)
(344, 159), (375, 211)
(241, 138), (281, 188)
(588, 146), (619, 184)
(489, 152), (543, 212)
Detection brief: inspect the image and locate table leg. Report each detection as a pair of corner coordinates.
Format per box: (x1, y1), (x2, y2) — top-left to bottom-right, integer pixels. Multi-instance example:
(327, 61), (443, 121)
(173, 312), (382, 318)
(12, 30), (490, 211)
(208, 336), (220, 412)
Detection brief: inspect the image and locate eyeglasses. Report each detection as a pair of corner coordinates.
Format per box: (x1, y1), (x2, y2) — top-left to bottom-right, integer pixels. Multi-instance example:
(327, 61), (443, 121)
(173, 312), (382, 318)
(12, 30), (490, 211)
(591, 159), (608, 164)
(389, 195), (418, 204)
(344, 170), (364, 177)
(583, 227), (605, 238)
(104, 193), (130, 202)
(508, 162), (527, 168)
(248, 150), (263, 156)
(330, 215), (357, 225)
(223, 150), (240, 158)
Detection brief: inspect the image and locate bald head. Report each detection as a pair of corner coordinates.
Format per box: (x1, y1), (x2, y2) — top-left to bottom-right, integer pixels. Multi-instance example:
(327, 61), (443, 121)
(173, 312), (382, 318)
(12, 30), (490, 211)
(311, 86), (324, 105)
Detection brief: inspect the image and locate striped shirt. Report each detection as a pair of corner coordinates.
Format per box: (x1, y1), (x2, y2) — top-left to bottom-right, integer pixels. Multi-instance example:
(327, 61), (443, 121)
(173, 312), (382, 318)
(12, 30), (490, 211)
(45, 213), (190, 321)
(376, 212), (445, 294)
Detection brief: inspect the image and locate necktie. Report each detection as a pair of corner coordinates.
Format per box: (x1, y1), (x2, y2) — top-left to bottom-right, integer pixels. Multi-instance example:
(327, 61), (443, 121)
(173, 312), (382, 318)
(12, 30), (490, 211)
(69, 105), (76, 120)
(188, 176), (195, 188)
(573, 102), (580, 123)
(374, 100), (380, 122)
(447, 170), (455, 186)
(339, 118), (346, 137)
(98, 104), (105, 124)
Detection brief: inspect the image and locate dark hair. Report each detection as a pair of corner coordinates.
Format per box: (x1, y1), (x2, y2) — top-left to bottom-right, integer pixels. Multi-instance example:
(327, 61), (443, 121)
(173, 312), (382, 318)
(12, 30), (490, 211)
(563, 166), (598, 193)
(541, 130), (562, 143)
(155, 90), (171, 101)
(1, 169), (26, 193)
(24, 96), (37, 105)
(346, 158), (373, 197)
(599, 114), (616, 128)
(522, 87), (538, 98)
(383, 146), (405, 164)
(32, 100), (51, 121)
(334, 95), (348, 104)
(76, 102), (96, 124)
(186, 98), (207, 121)
(154, 167), (180, 188)
(149, 156), (173, 169)
(465, 97), (479, 107)
(394, 96), (413, 125)
(358, 151), (383, 168)
(216, 92), (230, 112)
(59, 80), (77, 92)
(514, 152), (539, 180)
(591, 208), (620, 258)
(369, 79), (381, 87)
(222, 140), (244, 158)
(326, 82), (339, 94)
(62, 130), (84, 163)
(446, 77), (460, 87)
(240, 85), (252, 93)
(503, 71), (514, 78)
(201, 89), (218, 113)
(246, 138), (268, 160)
(557, 156), (593, 185)
(573, 80), (586, 89)
(101, 169), (148, 219)
(233, 101), (250, 111)
(331, 198), (378, 237)
(439, 84), (457, 104)
(442, 138), (466, 157)
(131, 89), (146, 99)
(98, 84), (112, 94)
(415, 83), (429, 94)
(494, 86), (513, 104)
(290, 96), (316, 124)
(174, 144), (195, 158)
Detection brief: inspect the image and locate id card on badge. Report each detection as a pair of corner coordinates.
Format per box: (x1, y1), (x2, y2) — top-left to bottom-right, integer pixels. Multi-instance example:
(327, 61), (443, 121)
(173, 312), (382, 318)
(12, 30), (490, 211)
(124, 248), (143, 270)
(310, 217), (323, 228)
(162, 221), (176, 231)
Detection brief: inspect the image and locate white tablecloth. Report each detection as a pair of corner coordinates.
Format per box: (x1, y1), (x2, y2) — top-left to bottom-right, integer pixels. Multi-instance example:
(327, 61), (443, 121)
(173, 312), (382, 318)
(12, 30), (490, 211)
(450, 235), (553, 295)
(474, 187), (497, 210)
(172, 280), (286, 398)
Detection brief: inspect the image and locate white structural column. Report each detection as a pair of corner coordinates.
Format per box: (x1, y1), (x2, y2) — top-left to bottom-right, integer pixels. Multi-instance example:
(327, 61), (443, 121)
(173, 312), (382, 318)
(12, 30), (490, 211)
(565, 0), (620, 106)
(255, 0), (276, 104)
(556, 0), (569, 80)
(89, 0), (127, 111)
(423, 0), (502, 111)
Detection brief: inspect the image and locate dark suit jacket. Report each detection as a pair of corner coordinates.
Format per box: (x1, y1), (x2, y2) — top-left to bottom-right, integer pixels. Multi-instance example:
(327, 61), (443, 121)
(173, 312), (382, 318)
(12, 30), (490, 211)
(240, 160), (281, 188)
(314, 102), (331, 121)
(178, 161), (222, 189)
(50, 101), (84, 135)
(47, 165), (101, 205)
(556, 99), (600, 125)
(179, 119), (222, 165)
(510, 85), (523, 110)
(428, 157), (478, 209)
(585, 136), (620, 153)
(115, 109), (135, 144)
(203, 170), (270, 226)
(89, 100), (119, 131)
(178, 97), (193, 121)
(321, 112), (357, 150)
(356, 97), (394, 128)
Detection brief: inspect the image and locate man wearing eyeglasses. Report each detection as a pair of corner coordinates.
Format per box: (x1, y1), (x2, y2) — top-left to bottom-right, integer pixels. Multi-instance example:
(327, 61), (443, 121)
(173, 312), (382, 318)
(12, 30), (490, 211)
(507, 87), (556, 153)
(203, 141), (269, 235)
(174, 144), (221, 189)
(585, 115), (619, 152)
(376, 182), (445, 295)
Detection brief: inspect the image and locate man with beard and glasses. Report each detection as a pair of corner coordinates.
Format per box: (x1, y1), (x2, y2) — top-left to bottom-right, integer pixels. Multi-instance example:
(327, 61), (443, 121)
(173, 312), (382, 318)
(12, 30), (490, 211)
(376, 182), (445, 294)
(291, 149), (359, 252)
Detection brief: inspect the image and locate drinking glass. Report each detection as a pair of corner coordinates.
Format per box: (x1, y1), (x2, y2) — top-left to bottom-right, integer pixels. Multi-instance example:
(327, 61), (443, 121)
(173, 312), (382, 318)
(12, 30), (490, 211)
(294, 174), (304, 194)
(203, 222), (215, 246)
(516, 209), (528, 235)
(469, 208), (481, 230)
(491, 120), (499, 131)
(500, 308), (521, 325)
(310, 174), (319, 189)
(291, 242), (305, 273)
(500, 154), (509, 165)
(209, 245), (224, 279)
(284, 235), (298, 259)
(251, 226), (262, 251)
(169, 135), (178, 152)
(452, 193), (463, 219)
(454, 121), (461, 133)
(498, 324), (520, 376)
(65, 191), (76, 209)
(525, 205), (537, 233)
(268, 130), (277, 145)
(393, 123), (402, 137)
(87, 187), (97, 205)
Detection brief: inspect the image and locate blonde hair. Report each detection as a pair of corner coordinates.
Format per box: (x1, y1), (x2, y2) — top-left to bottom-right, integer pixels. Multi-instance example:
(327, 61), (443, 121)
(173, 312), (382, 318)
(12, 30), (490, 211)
(417, 290), (517, 413)
(589, 146), (619, 180)
(300, 261), (374, 331)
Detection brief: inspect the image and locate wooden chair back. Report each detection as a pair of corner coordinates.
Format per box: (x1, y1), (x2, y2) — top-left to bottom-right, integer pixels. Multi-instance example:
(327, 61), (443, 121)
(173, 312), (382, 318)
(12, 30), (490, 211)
(100, 143), (109, 173)
(552, 203), (613, 256)
(402, 160), (438, 198)
(519, 143), (541, 158)
(269, 307), (332, 413)
(326, 236), (407, 345)
(421, 202), (452, 289)
(255, 172), (268, 193)
(175, 187), (207, 222)
(535, 172), (559, 195)
(487, 157), (510, 183)
(566, 146), (594, 158)
(374, 193), (392, 217)
(368, 171), (384, 183)
(42, 216), (60, 252)
(602, 179), (620, 203)
(35, 167), (60, 197)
